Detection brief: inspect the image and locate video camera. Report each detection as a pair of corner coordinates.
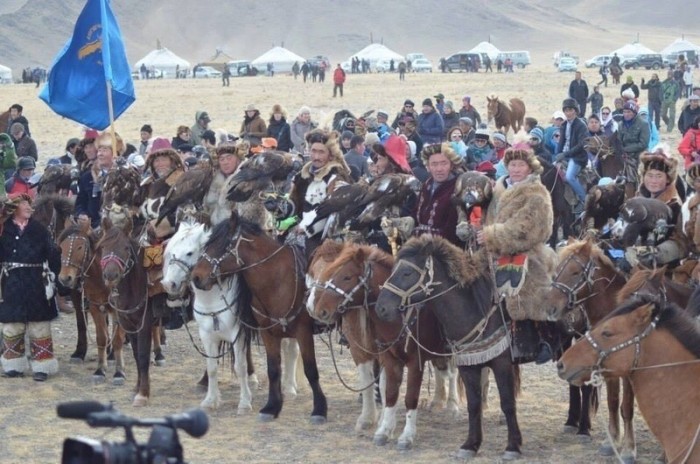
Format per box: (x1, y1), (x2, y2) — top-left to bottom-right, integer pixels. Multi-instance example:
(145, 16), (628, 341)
(57, 400), (209, 464)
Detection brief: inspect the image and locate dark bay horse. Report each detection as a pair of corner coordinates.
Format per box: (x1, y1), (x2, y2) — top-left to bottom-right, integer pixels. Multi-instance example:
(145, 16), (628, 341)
(558, 294), (700, 463)
(486, 95), (526, 134)
(617, 266), (694, 309)
(376, 236), (522, 461)
(97, 218), (154, 407)
(584, 133), (636, 199)
(191, 212), (327, 424)
(311, 242), (459, 448)
(57, 221), (126, 384)
(546, 238), (636, 460)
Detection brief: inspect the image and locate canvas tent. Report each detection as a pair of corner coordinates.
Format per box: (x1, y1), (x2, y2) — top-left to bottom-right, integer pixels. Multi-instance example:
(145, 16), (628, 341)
(469, 41), (500, 60)
(610, 42), (656, 59)
(198, 49), (235, 72)
(0, 64), (12, 83)
(661, 38), (700, 56)
(251, 46), (306, 74)
(350, 44), (404, 63)
(134, 48), (190, 78)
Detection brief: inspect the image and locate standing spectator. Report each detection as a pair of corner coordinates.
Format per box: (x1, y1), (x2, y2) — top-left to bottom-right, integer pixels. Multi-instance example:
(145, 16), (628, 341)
(600, 107), (618, 137)
(222, 66), (231, 87)
(339, 131), (353, 154)
(611, 98), (625, 123)
(544, 111), (566, 155)
(399, 117), (424, 156)
(492, 132), (510, 161)
(171, 126), (191, 151)
(344, 135), (369, 181)
(391, 100), (418, 129)
(617, 102), (650, 172)
(569, 71), (590, 117)
(290, 106), (316, 153)
(484, 56), (493, 72)
(267, 62), (275, 77)
(678, 115), (700, 168)
(0, 193), (61, 381)
(0, 133), (17, 183)
(587, 85), (604, 117)
(267, 104), (292, 152)
(190, 111), (211, 146)
(333, 64), (346, 98)
(684, 66), (694, 98)
(301, 62), (310, 82)
(240, 104), (267, 145)
(442, 101), (460, 136)
(621, 76), (640, 99)
(458, 117), (475, 145)
(5, 157), (37, 199)
(597, 60), (609, 87)
(661, 70), (681, 133)
(416, 98), (444, 144)
(446, 127), (467, 158)
(678, 94), (700, 135)
(465, 128), (495, 169)
(59, 138), (80, 166)
(138, 124), (153, 156)
(292, 62), (300, 80)
(641, 73), (662, 129)
(433, 93), (446, 116)
(638, 107), (659, 150)
(458, 96), (482, 126)
(10, 123), (37, 161)
(318, 61), (327, 82)
(7, 104), (30, 137)
(398, 61), (406, 81)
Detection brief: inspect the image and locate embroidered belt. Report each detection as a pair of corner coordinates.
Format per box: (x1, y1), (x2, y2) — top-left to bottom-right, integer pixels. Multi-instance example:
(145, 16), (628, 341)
(0, 262), (43, 302)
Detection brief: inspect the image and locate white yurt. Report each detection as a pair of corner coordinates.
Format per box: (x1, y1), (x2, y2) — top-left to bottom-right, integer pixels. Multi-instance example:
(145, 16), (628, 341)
(469, 41), (501, 60)
(610, 42), (656, 59)
(0, 64), (12, 83)
(251, 46), (306, 74)
(134, 48), (190, 78)
(347, 43), (405, 67)
(661, 38), (700, 56)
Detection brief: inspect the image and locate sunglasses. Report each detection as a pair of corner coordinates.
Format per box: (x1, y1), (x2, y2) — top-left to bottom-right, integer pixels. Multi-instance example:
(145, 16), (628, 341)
(601, 112), (610, 115)
(451, 134), (463, 139)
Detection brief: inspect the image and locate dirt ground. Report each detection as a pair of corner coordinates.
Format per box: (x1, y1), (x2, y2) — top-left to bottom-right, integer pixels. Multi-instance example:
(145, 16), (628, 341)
(0, 68), (678, 463)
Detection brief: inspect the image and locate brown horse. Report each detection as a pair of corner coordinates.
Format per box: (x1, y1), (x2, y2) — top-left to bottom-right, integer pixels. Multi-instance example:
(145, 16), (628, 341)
(584, 133), (636, 199)
(97, 218), (155, 407)
(191, 212), (327, 423)
(57, 221), (126, 384)
(558, 294), (700, 463)
(610, 64), (624, 85)
(486, 95), (526, 134)
(376, 237), (522, 461)
(617, 266), (694, 309)
(311, 242), (459, 448)
(547, 238), (636, 460)
(0, 110), (9, 135)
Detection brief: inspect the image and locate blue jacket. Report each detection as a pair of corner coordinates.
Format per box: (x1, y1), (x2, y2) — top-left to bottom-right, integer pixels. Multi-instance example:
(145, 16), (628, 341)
(74, 170), (101, 228)
(417, 110), (445, 144)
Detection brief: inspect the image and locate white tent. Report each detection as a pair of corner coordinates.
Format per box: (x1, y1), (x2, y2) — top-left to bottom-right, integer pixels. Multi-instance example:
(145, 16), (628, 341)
(469, 41), (500, 60)
(0, 64), (12, 83)
(251, 46), (306, 74)
(347, 43), (405, 68)
(661, 38), (700, 56)
(134, 48), (190, 78)
(610, 42), (656, 59)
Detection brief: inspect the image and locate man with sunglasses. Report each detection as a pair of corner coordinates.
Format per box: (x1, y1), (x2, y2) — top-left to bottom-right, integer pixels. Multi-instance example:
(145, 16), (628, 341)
(391, 99), (418, 129)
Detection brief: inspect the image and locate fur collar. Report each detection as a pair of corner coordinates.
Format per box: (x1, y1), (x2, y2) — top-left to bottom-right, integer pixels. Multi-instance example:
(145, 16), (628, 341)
(300, 160), (349, 180)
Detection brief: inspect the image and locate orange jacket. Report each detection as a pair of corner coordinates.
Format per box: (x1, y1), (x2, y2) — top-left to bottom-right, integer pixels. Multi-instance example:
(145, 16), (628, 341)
(678, 127), (700, 168)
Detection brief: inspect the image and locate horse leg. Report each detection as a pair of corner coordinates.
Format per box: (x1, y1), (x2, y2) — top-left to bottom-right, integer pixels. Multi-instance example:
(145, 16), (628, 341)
(429, 359), (448, 410)
(112, 322), (126, 386)
(91, 306), (108, 383)
(233, 333), (252, 414)
(577, 385), (594, 439)
(491, 355), (522, 459)
(355, 360), (378, 432)
(457, 365), (484, 458)
(199, 329), (222, 410)
(444, 361), (461, 416)
(152, 322), (165, 367)
(258, 331), (283, 421)
(619, 377), (637, 464)
(132, 311), (153, 407)
(374, 356), (403, 446)
(564, 384), (581, 432)
(481, 367), (490, 411)
(246, 336), (259, 390)
(599, 378), (621, 455)
(296, 324), (327, 423)
(397, 356), (426, 450)
(280, 337), (300, 397)
(70, 292), (87, 362)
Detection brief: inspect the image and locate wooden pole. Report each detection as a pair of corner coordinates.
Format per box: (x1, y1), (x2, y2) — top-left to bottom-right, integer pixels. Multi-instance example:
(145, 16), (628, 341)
(106, 80), (117, 153)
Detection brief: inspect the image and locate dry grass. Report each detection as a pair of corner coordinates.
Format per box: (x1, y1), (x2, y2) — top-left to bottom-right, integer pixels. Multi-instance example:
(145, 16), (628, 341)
(0, 70), (675, 463)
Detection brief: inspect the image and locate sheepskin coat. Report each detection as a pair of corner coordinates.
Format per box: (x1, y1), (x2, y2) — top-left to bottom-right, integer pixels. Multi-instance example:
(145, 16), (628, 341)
(483, 174), (558, 320)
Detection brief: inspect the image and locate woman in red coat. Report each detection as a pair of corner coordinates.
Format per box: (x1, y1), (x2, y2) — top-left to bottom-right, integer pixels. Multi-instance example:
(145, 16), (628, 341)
(678, 115), (700, 168)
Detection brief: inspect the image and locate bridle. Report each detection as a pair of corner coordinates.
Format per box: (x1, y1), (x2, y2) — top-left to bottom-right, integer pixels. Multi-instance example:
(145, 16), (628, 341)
(99, 246), (136, 283)
(381, 256), (457, 309)
(551, 253), (601, 312)
(314, 261), (373, 316)
(61, 234), (91, 273)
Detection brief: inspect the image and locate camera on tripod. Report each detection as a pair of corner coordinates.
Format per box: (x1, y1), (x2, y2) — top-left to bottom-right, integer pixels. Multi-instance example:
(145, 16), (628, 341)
(57, 400), (209, 464)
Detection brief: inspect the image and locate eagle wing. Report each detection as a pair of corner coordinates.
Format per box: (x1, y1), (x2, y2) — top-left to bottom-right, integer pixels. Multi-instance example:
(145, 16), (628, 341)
(226, 151), (297, 202)
(103, 165), (144, 208)
(356, 174), (419, 224)
(156, 164), (214, 224)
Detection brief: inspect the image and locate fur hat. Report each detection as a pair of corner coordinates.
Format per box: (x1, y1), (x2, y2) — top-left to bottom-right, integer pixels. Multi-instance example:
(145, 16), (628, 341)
(474, 128), (490, 141)
(422, 98), (434, 108)
(621, 88), (636, 100)
(562, 98), (579, 113)
(502, 145), (543, 175)
(270, 104), (287, 118)
(420, 142), (462, 168)
(147, 148), (184, 174)
(686, 163), (700, 185)
(639, 144), (680, 184)
(305, 129), (349, 172)
(217, 142), (248, 160)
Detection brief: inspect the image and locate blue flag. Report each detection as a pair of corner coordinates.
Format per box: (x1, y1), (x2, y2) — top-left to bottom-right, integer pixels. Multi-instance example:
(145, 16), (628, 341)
(39, 0), (135, 130)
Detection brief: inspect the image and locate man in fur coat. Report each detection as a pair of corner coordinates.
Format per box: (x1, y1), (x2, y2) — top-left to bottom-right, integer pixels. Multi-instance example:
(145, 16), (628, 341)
(0, 194), (61, 381)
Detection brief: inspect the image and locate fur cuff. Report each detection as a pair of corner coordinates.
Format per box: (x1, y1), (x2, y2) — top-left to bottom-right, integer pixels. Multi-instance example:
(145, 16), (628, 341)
(31, 357), (59, 375)
(1, 355), (29, 373)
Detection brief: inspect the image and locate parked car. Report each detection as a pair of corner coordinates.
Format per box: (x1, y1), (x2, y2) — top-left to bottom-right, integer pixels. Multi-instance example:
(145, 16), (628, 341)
(375, 59), (394, 72)
(193, 66), (222, 78)
(558, 57), (578, 72)
(411, 58), (433, 72)
(444, 53), (481, 72)
(664, 50), (698, 69)
(228, 60), (251, 76)
(307, 55), (330, 69)
(622, 54), (665, 70)
(585, 55), (612, 68)
(497, 51), (531, 69)
(405, 52), (427, 63)
(553, 51), (579, 66)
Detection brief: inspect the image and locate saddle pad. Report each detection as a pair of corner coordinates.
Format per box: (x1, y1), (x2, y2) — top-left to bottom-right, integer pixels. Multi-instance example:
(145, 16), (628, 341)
(143, 244), (164, 269)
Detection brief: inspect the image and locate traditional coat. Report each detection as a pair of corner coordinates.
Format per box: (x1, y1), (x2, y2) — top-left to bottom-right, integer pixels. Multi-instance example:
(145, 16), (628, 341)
(482, 174), (558, 320)
(0, 219), (60, 323)
(413, 175), (462, 246)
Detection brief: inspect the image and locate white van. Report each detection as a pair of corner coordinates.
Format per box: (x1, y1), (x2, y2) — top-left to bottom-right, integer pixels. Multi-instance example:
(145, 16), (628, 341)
(405, 53), (426, 63)
(497, 51), (531, 68)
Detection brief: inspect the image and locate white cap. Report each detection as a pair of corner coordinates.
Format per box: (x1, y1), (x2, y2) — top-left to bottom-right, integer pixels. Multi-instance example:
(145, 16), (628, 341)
(552, 110), (566, 120)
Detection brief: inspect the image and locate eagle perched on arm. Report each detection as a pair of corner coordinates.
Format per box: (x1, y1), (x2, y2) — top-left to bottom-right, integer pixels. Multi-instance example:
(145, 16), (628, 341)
(226, 151), (303, 202)
(354, 173), (421, 226)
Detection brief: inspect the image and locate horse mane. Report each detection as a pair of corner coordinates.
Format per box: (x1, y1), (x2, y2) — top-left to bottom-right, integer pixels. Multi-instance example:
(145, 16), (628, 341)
(57, 223), (96, 250)
(558, 239), (619, 274)
(609, 295), (700, 359)
(397, 235), (486, 285)
(207, 212), (262, 256)
(616, 268), (665, 304)
(321, 243), (393, 280)
(311, 239), (345, 264)
(34, 194), (75, 218)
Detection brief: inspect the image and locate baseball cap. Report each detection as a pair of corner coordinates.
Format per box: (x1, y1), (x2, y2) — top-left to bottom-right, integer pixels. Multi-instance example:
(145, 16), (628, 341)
(552, 110), (566, 120)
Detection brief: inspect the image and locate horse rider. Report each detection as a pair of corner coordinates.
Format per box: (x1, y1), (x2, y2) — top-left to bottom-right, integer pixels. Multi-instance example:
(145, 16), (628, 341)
(617, 101), (651, 190)
(555, 98), (589, 214)
(203, 143), (248, 226)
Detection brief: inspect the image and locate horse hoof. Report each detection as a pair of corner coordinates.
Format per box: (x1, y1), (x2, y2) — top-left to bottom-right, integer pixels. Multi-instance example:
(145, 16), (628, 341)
(577, 433), (592, 443)
(69, 356), (84, 364)
(355, 420), (374, 432)
(309, 415), (327, 425)
(154, 358), (166, 367)
(373, 434), (389, 446)
(456, 449), (477, 460)
(501, 450), (522, 461)
(563, 425), (578, 434)
(201, 400), (220, 411)
(112, 376), (125, 386)
(92, 374), (106, 384)
(132, 395), (148, 407)
(237, 405), (252, 415)
(397, 440), (413, 451)
(598, 443), (614, 456)
(258, 413), (276, 422)
(621, 455), (636, 464)
(283, 388), (297, 399)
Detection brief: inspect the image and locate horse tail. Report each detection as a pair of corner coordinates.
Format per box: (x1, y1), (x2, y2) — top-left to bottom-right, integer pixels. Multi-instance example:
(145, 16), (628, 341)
(295, 343), (305, 388)
(457, 372), (467, 405)
(513, 364), (521, 398)
(236, 276), (258, 344)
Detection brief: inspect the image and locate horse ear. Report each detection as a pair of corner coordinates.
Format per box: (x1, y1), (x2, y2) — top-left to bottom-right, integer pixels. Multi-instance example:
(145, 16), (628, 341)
(123, 215), (133, 237)
(633, 303), (655, 326)
(64, 216), (75, 231)
(594, 188), (602, 201)
(101, 216), (113, 231)
(581, 238), (592, 253)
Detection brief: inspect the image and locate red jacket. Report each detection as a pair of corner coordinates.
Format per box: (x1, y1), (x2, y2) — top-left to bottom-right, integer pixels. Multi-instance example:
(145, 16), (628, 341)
(678, 128), (700, 168)
(333, 67), (346, 85)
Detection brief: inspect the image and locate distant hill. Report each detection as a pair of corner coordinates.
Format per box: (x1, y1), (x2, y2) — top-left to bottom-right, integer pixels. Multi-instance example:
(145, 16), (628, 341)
(0, 0), (697, 73)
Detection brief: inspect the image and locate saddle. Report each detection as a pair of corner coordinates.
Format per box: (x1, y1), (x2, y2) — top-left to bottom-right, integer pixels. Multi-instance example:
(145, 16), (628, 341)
(143, 243), (165, 297)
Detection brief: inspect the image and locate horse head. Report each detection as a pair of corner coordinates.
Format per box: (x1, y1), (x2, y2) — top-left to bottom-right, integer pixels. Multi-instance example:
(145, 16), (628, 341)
(58, 219), (94, 289)
(305, 240), (346, 321)
(162, 221), (211, 296)
(486, 94), (500, 122)
(548, 237), (601, 320)
(97, 217), (137, 290)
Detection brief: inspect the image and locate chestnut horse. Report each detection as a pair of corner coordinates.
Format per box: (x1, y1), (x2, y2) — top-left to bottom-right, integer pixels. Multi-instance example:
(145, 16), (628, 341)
(57, 221), (126, 384)
(191, 212), (327, 424)
(97, 218), (155, 407)
(486, 95), (526, 134)
(546, 238), (636, 460)
(376, 236), (522, 461)
(617, 266), (694, 309)
(558, 294), (700, 464)
(311, 242), (460, 449)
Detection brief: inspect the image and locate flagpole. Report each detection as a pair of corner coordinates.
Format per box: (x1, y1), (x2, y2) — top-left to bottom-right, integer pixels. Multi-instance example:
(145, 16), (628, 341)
(106, 79), (117, 152)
